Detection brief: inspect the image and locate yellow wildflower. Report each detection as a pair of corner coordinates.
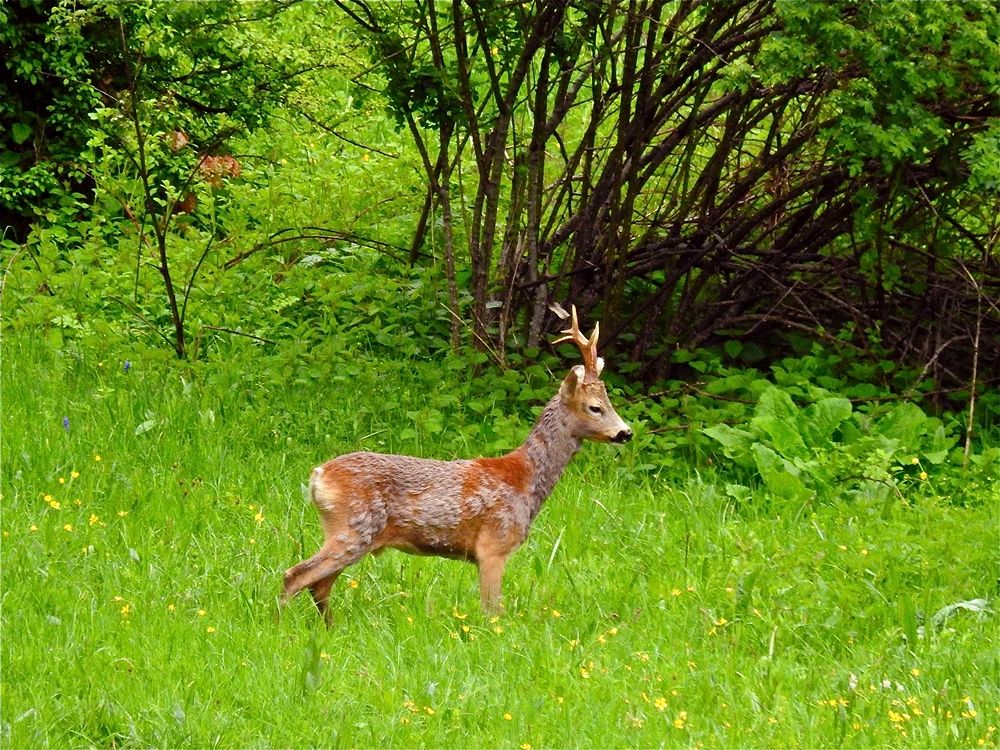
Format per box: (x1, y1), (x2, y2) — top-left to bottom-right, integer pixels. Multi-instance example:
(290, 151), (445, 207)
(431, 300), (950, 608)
(671, 587), (682, 596)
(452, 606), (467, 620)
(655, 697), (668, 711)
(348, 579), (359, 589)
(207, 626), (216, 633)
(59, 477), (65, 484)
(89, 514), (100, 526)
(63, 524), (73, 532)
(197, 609), (207, 617)
(71, 470), (80, 479)
(503, 712), (512, 721)
(551, 609), (561, 618)
(424, 706), (434, 716)
(919, 471), (928, 481)
(94, 454), (102, 462)
(674, 710), (687, 729)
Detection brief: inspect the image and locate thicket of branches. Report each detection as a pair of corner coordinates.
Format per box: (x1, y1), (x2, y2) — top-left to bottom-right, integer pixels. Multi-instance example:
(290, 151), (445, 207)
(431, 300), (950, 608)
(4, 0), (998, 397)
(335, 0), (999, 389)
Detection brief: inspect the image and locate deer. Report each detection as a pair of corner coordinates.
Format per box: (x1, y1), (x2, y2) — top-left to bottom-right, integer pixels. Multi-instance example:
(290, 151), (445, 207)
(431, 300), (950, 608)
(280, 306), (632, 623)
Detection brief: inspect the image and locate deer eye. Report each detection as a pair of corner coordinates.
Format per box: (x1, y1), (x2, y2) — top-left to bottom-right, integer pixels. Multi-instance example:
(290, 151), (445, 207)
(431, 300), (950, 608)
(588, 404), (604, 415)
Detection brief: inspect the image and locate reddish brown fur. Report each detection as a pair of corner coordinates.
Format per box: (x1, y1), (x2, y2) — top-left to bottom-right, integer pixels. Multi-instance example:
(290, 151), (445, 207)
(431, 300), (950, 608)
(465, 451), (531, 495)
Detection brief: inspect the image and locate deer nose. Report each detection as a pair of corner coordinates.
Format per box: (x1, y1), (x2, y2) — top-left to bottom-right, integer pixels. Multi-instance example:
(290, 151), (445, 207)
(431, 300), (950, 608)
(613, 428), (632, 443)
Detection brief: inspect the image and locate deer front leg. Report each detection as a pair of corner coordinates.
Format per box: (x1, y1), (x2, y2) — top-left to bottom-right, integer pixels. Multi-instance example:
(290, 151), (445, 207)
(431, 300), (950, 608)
(477, 553), (509, 614)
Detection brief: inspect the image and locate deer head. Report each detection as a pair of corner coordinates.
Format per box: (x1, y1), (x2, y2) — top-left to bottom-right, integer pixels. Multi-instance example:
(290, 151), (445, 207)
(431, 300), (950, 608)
(553, 306), (632, 444)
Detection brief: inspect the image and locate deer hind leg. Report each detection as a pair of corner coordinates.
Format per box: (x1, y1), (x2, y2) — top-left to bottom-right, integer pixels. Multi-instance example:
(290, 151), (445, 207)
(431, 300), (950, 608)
(308, 571), (341, 626)
(281, 540), (368, 612)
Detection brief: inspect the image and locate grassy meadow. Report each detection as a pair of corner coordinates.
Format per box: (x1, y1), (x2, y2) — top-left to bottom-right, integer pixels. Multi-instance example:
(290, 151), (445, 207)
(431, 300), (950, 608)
(2, 333), (998, 748)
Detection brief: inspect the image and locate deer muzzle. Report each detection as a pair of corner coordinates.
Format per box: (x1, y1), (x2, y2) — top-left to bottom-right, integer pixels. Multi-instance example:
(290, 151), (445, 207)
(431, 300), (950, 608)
(611, 427), (633, 443)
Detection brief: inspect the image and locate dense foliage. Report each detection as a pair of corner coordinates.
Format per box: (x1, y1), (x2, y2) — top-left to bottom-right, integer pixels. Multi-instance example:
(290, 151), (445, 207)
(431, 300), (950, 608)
(3, 1), (997, 384)
(329, 0), (999, 386)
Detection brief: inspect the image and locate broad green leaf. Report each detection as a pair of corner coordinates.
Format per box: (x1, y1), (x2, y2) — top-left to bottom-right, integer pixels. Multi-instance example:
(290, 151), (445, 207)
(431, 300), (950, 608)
(924, 424), (956, 464)
(755, 386), (800, 422)
(11, 122), (31, 144)
(876, 402), (929, 444)
(799, 397), (852, 446)
(752, 443), (810, 500)
(702, 424), (755, 468)
(751, 415), (807, 458)
(751, 387), (807, 457)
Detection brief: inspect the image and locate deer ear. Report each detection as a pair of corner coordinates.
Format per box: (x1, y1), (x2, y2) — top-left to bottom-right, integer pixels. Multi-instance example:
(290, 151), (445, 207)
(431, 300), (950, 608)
(559, 365), (586, 400)
(595, 357), (605, 376)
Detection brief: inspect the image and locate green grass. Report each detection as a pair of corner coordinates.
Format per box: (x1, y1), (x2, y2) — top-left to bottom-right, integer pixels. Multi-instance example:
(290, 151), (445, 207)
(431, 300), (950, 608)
(2, 334), (998, 748)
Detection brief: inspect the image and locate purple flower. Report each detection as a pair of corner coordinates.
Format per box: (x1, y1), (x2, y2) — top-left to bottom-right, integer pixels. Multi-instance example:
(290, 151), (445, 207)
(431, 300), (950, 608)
(62, 416), (70, 431)
(124, 360), (131, 372)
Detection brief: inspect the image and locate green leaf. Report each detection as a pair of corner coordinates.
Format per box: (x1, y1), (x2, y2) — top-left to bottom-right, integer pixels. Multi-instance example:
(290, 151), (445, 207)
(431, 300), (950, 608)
(702, 424), (755, 468)
(12, 122), (32, 144)
(751, 388), (807, 457)
(752, 443), (810, 500)
(799, 397), (852, 447)
(924, 425), (955, 464)
(755, 386), (799, 422)
(876, 402), (930, 445)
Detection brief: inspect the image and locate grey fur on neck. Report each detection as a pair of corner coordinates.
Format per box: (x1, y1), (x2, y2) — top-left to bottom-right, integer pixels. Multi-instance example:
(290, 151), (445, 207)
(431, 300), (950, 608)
(521, 394), (582, 510)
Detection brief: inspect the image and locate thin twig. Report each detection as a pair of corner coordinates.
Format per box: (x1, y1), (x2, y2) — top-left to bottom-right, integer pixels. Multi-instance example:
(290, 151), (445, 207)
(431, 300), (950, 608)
(201, 325), (276, 345)
(958, 261), (983, 468)
(107, 295), (174, 347)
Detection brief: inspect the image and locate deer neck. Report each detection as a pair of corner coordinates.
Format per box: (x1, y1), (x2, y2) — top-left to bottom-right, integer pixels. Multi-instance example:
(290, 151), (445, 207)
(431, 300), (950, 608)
(520, 394), (582, 507)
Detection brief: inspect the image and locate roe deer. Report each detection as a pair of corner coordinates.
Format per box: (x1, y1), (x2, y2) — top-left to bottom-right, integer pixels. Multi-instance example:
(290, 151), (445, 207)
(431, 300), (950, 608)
(281, 306), (631, 622)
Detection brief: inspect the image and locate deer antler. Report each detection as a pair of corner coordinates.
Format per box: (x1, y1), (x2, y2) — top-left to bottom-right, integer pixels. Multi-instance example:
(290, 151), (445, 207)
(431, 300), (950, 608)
(552, 304), (600, 375)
